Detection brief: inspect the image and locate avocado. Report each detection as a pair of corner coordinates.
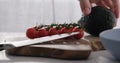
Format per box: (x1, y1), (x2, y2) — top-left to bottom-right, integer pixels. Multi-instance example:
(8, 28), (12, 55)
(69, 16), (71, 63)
(78, 6), (116, 36)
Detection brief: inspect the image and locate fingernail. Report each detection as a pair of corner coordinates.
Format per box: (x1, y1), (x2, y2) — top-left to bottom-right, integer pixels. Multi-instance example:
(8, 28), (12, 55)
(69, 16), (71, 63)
(83, 8), (90, 16)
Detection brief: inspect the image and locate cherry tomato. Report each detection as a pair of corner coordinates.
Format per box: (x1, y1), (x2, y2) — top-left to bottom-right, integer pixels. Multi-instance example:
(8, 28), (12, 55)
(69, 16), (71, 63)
(61, 26), (74, 33)
(38, 28), (48, 37)
(73, 28), (84, 39)
(48, 28), (58, 35)
(26, 27), (39, 39)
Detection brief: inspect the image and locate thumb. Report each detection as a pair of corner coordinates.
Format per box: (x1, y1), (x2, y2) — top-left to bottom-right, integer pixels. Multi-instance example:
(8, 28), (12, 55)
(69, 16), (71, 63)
(79, 0), (91, 16)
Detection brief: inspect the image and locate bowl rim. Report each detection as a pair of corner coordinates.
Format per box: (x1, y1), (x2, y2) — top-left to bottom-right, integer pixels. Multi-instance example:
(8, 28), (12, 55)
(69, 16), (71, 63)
(100, 29), (120, 42)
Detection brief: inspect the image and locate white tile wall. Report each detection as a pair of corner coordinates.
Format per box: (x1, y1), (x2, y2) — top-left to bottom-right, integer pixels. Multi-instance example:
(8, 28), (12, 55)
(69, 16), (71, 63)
(0, 0), (81, 32)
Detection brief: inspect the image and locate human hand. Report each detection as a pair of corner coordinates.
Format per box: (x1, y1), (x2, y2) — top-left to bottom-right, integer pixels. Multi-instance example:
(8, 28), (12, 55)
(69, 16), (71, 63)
(79, 0), (119, 18)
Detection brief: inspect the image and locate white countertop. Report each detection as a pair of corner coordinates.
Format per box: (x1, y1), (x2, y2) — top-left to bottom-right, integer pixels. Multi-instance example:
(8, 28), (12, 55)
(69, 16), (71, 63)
(0, 32), (120, 63)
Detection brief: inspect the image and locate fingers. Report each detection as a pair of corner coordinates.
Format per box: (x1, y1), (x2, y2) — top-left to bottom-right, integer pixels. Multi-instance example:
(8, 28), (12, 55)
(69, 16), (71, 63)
(96, 0), (119, 18)
(111, 0), (119, 18)
(79, 0), (91, 16)
(96, 0), (113, 9)
(96, 0), (106, 7)
(102, 0), (113, 9)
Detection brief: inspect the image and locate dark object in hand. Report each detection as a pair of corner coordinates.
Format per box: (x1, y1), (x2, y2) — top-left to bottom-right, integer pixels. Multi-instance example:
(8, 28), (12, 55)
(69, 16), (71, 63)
(78, 6), (116, 36)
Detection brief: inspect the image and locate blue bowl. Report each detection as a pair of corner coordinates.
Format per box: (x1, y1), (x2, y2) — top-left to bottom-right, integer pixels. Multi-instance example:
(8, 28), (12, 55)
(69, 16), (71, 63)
(100, 29), (120, 60)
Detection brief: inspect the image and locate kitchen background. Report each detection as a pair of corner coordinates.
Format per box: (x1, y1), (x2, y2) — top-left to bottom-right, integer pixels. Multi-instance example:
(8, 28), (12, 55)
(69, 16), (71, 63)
(0, 0), (119, 32)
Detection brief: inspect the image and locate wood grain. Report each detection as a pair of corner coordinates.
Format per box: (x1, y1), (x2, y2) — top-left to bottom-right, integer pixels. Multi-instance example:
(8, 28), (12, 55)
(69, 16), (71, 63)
(6, 35), (105, 59)
(84, 35), (105, 51)
(6, 38), (92, 60)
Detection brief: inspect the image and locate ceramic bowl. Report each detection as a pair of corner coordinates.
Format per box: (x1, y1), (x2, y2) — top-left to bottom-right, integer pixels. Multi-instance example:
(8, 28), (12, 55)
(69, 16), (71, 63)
(100, 29), (120, 60)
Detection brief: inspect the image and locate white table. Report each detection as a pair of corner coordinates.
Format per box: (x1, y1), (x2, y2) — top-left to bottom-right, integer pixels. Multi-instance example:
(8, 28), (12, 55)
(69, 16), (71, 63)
(0, 32), (119, 63)
(0, 50), (119, 63)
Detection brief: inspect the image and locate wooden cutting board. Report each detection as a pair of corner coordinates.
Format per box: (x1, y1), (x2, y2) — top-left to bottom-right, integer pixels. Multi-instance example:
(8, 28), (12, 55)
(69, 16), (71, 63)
(6, 35), (105, 60)
(84, 35), (105, 51)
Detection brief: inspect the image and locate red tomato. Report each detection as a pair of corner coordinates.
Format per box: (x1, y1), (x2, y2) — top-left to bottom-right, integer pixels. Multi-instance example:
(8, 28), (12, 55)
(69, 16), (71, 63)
(38, 28), (48, 37)
(48, 28), (58, 35)
(58, 27), (74, 39)
(58, 27), (65, 34)
(73, 28), (84, 39)
(69, 26), (74, 32)
(61, 27), (74, 33)
(26, 27), (39, 39)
